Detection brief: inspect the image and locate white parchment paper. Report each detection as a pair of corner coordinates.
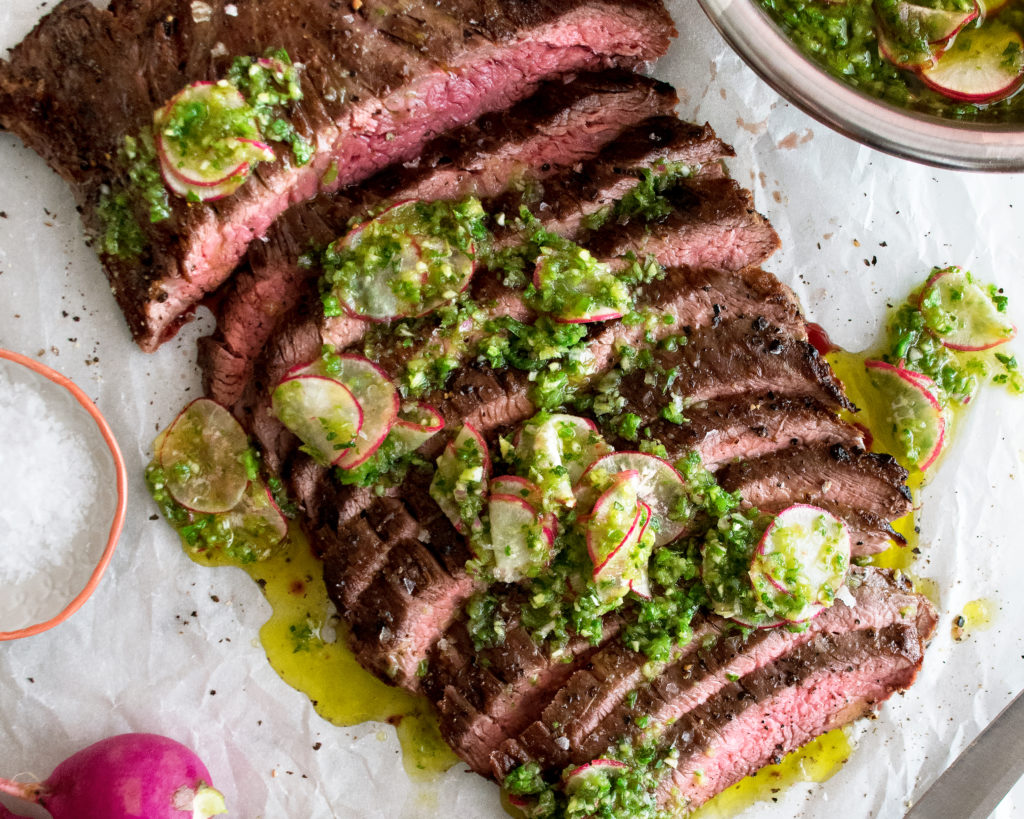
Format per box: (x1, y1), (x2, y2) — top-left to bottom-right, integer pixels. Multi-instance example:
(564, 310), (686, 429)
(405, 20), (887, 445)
(1, 1), (1023, 816)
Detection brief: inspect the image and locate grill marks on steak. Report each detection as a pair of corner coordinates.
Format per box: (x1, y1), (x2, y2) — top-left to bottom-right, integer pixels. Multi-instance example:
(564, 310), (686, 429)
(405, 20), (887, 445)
(199, 71), (681, 405)
(0, 0), (675, 350)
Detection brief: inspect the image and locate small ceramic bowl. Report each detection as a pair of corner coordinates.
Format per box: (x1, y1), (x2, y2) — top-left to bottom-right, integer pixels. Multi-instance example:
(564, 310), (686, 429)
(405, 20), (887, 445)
(0, 349), (126, 640)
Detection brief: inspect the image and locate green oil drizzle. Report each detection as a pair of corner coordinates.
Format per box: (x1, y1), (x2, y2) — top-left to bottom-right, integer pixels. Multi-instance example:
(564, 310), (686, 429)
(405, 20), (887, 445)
(187, 527), (457, 780)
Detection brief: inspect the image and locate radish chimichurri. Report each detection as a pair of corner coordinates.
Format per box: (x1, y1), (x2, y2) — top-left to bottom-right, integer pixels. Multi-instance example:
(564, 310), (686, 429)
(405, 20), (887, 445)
(758, 0), (1024, 119)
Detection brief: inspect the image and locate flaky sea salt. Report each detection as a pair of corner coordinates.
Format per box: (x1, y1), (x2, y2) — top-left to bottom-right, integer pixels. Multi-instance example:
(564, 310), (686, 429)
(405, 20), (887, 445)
(0, 366), (95, 584)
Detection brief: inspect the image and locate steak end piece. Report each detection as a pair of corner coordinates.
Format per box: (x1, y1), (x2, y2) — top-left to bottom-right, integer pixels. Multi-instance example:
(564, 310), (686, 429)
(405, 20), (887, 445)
(0, 0), (676, 351)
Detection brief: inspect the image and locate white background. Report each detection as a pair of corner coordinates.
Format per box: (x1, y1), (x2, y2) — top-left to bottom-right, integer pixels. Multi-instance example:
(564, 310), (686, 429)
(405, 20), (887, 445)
(1, 0), (1023, 816)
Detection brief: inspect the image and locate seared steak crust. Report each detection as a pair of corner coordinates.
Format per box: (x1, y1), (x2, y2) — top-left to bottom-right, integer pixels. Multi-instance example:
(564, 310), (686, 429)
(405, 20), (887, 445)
(0, 0), (675, 350)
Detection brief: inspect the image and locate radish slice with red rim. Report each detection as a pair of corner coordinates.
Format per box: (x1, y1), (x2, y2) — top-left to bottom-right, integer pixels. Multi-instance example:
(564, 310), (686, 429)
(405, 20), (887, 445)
(270, 375), (363, 467)
(160, 163), (250, 202)
(586, 472), (652, 606)
(575, 451), (688, 547)
(330, 356), (400, 469)
(323, 200), (478, 321)
(865, 359), (946, 469)
(154, 82), (271, 195)
(889, 1), (978, 44)
(430, 424), (490, 534)
(159, 398), (251, 514)
(533, 246), (631, 324)
(749, 504), (851, 624)
(516, 413), (611, 508)
(920, 22), (1024, 103)
(216, 482), (289, 562)
(918, 266), (1017, 351)
(389, 401), (445, 454)
(564, 759), (629, 794)
(876, 25), (942, 70)
(487, 493), (553, 582)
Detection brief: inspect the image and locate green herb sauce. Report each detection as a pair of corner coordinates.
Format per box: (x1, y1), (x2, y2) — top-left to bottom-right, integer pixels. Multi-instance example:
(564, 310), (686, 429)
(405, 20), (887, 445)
(758, 0), (1024, 120)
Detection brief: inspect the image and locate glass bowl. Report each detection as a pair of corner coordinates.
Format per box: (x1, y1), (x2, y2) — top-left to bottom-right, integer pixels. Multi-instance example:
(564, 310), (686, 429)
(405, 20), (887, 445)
(0, 350), (127, 640)
(696, 0), (1024, 171)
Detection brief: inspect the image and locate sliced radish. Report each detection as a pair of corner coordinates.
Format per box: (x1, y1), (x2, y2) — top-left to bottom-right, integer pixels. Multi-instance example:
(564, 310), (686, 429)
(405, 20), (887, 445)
(920, 22), (1024, 103)
(492, 475), (557, 537)
(430, 424), (491, 534)
(586, 472), (647, 606)
(487, 493), (553, 582)
(919, 266), (1017, 351)
(876, 25), (940, 70)
(865, 359), (947, 469)
(575, 452), (688, 547)
(901, 366), (942, 401)
(154, 82), (270, 196)
(749, 504), (852, 623)
(491, 475), (541, 501)
(159, 398), (250, 514)
(389, 401), (445, 454)
(728, 611), (789, 630)
(586, 470), (641, 573)
(160, 163), (248, 202)
(628, 500), (656, 599)
(891, 1), (978, 44)
(330, 356), (400, 469)
(516, 413), (611, 508)
(325, 200), (476, 321)
(564, 759), (629, 794)
(271, 375), (363, 467)
(218, 482), (289, 561)
(533, 248), (630, 324)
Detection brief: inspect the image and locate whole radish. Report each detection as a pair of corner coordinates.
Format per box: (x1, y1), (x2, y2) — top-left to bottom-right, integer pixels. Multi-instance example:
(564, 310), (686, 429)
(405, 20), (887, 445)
(0, 733), (227, 818)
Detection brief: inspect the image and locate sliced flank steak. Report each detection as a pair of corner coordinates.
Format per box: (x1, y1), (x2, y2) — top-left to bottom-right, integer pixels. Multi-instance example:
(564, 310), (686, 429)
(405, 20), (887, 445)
(636, 394), (865, 471)
(488, 567), (934, 783)
(0, 0), (675, 350)
(209, 111), (740, 413)
(198, 71), (682, 405)
(717, 443), (913, 554)
(616, 316), (854, 422)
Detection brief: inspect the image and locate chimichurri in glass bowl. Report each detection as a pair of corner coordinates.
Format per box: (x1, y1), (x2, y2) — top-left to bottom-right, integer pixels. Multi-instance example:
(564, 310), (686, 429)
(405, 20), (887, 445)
(697, 0), (1024, 169)
(761, 0), (1024, 119)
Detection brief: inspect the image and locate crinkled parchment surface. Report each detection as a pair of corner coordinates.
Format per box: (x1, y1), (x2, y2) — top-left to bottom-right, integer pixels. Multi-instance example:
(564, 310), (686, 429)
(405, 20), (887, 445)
(1, 0), (1022, 816)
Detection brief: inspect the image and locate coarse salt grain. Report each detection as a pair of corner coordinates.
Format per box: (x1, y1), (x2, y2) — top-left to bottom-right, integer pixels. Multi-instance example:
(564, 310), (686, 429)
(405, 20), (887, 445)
(0, 367), (95, 584)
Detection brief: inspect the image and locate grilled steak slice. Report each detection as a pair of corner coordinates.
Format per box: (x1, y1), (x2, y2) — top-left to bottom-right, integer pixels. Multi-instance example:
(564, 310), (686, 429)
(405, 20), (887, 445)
(489, 567), (934, 779)
(199, 71), (680, 405)
(427, 617), (622, 773)
(655, 620), (931, 811)
(584, 265), (803, 381)
(617, 317), (854, 422)
(228, 113), (739, 438)
(634, 394), (864, 470)
(488, 116), (736, 239)
(0, 0), (675, 351)
(717, 443), (912, 554)
(592, 176), (781, 271)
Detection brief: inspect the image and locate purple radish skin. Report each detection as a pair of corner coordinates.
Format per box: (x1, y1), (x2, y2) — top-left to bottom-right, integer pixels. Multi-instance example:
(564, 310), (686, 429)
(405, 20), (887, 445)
(0, 733), (227, 819)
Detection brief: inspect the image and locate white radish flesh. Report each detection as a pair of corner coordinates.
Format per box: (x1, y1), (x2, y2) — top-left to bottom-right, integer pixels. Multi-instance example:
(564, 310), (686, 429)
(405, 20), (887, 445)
(159, 398), (250, 514)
